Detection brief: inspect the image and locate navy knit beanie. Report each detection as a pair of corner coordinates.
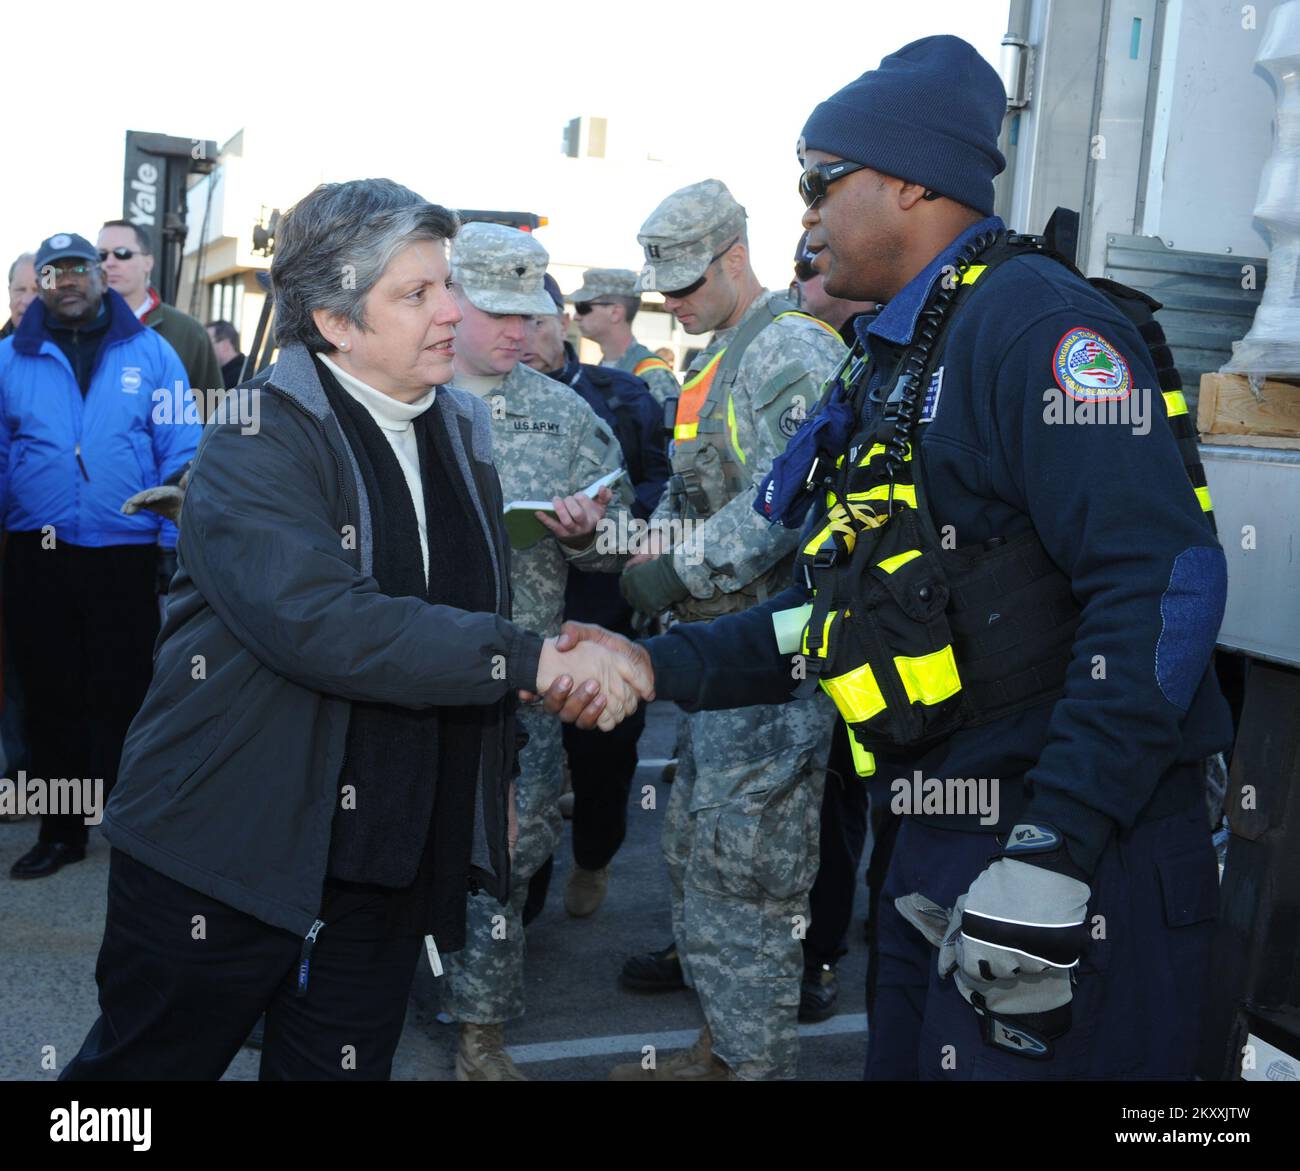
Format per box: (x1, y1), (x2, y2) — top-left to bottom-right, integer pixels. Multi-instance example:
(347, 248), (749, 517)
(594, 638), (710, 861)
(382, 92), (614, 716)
(800, 36), (1007, 216)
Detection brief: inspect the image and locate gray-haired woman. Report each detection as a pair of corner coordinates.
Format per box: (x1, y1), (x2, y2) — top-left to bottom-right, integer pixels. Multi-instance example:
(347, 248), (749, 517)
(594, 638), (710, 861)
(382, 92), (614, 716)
(60, 179), (651, 1081)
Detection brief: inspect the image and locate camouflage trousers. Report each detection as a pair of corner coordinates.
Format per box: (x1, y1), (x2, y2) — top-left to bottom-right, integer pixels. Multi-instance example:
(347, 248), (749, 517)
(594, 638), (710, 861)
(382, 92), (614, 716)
(662, 695), (835, 1079)
(441, 708), (563, 1024)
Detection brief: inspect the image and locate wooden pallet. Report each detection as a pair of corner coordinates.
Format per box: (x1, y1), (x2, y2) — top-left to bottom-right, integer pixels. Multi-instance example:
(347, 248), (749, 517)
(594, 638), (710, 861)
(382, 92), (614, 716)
(1198, 372), (1300, 442)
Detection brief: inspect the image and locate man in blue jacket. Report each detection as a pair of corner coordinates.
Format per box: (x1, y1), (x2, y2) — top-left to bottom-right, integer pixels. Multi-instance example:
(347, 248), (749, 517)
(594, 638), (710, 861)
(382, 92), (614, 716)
(0, 232), (200, 879)
(556, 36), (1230, 1080)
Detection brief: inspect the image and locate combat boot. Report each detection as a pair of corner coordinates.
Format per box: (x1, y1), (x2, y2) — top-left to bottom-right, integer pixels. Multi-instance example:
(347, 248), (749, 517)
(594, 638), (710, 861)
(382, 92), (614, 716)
(455, 1022), (528, 1081)
(564, 864), (609, 916)
(799, 962), (839, 1023)
(619, 940), (686, 991)
(608, 1025), (731, 1081)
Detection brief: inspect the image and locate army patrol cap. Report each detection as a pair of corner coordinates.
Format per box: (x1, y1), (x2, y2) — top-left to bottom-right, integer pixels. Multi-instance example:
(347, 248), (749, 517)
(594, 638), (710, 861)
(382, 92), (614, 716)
(569, 267), (641, 303)
(451, 223), (556, 316)
(637, 179), (747, 293)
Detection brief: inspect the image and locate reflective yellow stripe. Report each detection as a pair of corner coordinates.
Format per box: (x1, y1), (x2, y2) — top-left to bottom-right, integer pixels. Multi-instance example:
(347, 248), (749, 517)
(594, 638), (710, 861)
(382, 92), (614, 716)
(877, 549), (922, 574)
(1196, 485), (1213, 512)
(856, 442), (888, 467)
(821, 662), (887, 723)
(633, 357), (672, 377)
(894, 646), (962, 707)
(961, 265), (988, 285)
(773, 310), (842, 339)
(846, 733), (876, 778)
(800, 610), (837, 659)
(847, 483), (918, 509)
(675, 421), (698, 440)
(726, 394), (746, 465)
(1162, 390), (1188, 417)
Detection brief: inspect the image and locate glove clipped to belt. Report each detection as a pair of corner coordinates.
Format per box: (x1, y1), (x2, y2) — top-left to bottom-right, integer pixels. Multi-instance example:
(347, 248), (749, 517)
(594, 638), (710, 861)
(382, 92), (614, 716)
(895, 823), (1091, 1060)
(620, 554), (690, 616)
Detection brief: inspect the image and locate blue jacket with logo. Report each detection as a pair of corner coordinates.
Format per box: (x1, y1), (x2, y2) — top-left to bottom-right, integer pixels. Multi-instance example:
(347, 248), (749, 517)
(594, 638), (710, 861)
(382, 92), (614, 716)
(644, 215), (1233, 874)
(0, 289), (200, 549)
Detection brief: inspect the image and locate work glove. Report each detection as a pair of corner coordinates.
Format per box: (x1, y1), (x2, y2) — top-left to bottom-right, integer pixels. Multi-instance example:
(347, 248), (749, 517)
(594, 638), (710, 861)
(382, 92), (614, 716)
(121, 463), (192, 527)
(895, 823), (1091, 1060)
(620, 554), (690, 616)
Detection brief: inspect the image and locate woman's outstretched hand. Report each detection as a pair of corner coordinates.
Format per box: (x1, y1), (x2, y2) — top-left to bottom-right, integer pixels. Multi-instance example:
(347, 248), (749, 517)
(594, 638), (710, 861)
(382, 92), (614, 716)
(527, 622), (655, 731)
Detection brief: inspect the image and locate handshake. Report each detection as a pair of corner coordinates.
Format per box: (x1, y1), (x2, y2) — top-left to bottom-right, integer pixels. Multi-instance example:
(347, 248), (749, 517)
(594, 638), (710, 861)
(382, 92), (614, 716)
(527, 621), (657, 732)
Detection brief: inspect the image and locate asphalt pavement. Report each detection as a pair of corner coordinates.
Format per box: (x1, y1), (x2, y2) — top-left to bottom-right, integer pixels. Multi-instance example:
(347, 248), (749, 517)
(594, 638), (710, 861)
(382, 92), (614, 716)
(0, 699), (872, 1081)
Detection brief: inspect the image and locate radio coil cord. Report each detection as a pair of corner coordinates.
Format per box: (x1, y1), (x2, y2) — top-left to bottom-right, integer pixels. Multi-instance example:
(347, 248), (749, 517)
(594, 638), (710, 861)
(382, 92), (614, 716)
(883, 229), (1004, 508)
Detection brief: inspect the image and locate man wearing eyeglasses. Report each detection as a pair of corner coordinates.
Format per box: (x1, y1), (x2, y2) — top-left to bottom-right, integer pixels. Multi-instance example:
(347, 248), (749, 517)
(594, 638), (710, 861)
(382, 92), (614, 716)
(0, 232), (200, 879)
(609, 178), (845, 1081)
(569, 268), (679, 408)
(98, 221), (224, 398)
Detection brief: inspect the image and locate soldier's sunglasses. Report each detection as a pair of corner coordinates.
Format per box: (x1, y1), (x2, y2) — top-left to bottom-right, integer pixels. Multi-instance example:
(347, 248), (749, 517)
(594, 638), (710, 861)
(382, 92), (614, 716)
(663, 236), (740, 299)
(574, 301), (617, 316)
(798, 160), (870, 208)
(98, 247), (141, 261)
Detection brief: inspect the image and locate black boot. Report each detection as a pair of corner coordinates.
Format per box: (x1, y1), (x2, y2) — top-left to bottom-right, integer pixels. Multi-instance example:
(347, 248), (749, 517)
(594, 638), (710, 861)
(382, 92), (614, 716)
(10, 841), (86, 880)
(799, 962), (839, 1023)
(620, 941), (686, 992)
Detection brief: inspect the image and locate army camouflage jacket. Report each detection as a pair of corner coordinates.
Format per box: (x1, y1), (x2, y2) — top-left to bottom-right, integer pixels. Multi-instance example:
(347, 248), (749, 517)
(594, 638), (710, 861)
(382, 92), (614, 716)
(611, 340), (679, 407)
(654, 289), (845, 601)
(473, 360), (630, 635)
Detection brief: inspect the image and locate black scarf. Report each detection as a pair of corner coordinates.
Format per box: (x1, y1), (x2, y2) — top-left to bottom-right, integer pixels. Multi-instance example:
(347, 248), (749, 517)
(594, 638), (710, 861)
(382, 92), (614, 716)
(316, 358), (496, 945)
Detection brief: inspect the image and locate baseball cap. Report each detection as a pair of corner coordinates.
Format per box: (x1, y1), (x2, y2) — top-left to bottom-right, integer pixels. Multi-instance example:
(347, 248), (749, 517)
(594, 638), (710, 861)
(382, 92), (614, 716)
(451, 223), (555, 316)
(542, 273), (565, 312)
(35, 232), (99, 272)
(637, 179), (747, 293)
(569, 268), (641, 303)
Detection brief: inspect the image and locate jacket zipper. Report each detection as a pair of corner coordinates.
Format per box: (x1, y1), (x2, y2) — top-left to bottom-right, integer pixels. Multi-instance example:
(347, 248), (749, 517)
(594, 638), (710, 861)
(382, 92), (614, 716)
(74, 442), (90, 480)
(296, 918), (325, 997)
(277, 390), (353, 981)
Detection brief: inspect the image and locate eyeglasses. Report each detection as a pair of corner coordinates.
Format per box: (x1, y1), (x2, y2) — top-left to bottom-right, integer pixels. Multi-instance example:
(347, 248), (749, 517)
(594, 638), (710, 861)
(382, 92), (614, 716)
(46, 263), (96, 281)
(798, 160), (870, 208)
(98, 247), (141, 262)
(663, 236), (740, 299)
(574, 301), (617, 317)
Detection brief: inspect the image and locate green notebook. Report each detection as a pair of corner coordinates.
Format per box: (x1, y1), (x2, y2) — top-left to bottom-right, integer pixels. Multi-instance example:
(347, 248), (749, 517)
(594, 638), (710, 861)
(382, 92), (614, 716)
(503, 468), (626, 551)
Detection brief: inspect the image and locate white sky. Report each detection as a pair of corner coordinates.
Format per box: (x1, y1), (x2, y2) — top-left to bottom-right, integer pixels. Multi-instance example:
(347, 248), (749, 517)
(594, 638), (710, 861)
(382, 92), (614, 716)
(1, 0), (1008, 291)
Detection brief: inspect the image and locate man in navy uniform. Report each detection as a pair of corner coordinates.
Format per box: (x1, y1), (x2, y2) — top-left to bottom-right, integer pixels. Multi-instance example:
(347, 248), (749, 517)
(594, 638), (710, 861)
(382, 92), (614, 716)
(552, 35), (1230, 1080)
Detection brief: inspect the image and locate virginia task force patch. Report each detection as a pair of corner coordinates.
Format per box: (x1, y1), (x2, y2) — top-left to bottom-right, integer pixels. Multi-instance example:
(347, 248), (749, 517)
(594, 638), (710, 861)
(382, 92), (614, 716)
(778, 404), (805, 438)
(1053, 327), (1131, 401)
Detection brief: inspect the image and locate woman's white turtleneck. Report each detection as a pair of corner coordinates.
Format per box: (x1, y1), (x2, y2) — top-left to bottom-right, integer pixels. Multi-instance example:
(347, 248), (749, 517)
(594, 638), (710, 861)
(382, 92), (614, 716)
(318, 354), (437, 584)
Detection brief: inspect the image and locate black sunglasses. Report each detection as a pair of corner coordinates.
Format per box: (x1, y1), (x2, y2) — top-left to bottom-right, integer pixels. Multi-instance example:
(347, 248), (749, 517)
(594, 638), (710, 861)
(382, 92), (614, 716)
(663, 236), (741, 299)
(798, 160), (870, 208)
(574, 301), (617, 316)
(98, 247), (141, 261)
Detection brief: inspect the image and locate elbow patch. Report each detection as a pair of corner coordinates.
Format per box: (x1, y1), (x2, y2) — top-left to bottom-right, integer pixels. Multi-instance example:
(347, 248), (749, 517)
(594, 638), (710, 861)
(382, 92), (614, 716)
(1156, 546), (1227, 710)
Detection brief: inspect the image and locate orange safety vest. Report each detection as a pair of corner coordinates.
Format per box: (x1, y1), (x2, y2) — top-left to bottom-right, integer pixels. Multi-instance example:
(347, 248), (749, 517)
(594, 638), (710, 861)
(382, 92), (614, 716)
(673, 309), (839, 461)
(633, 356), (674, 379)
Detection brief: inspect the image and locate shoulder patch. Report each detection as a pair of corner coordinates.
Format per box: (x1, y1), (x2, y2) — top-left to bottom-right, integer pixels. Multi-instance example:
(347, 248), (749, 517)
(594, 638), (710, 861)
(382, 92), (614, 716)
(1053, 327), (1131, 402)
(777, 403), (805, 438)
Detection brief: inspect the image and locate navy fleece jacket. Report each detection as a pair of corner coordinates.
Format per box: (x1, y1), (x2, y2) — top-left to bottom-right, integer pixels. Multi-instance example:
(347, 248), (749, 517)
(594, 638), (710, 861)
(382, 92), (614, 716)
(644, 217), (1232, 875)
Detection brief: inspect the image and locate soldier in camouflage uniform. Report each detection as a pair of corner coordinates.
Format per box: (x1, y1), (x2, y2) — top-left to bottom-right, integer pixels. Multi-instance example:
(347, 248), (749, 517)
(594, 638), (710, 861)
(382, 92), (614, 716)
(570, 267), (680, 407)
(611, 180), (845, 1081)
(442, 223), (631, 1081)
